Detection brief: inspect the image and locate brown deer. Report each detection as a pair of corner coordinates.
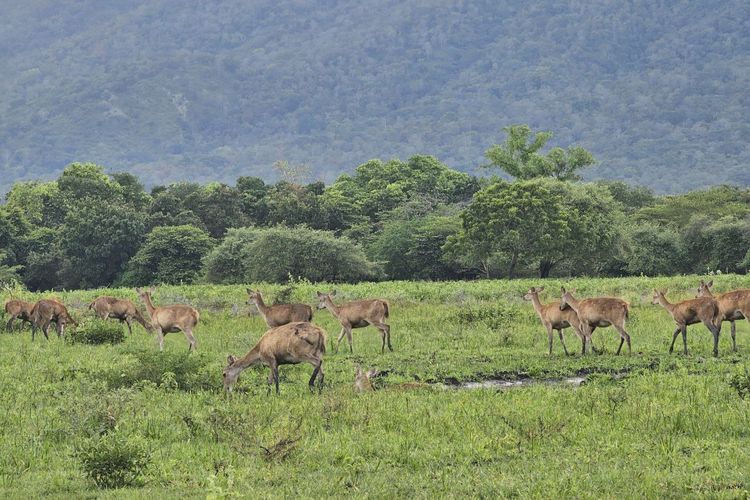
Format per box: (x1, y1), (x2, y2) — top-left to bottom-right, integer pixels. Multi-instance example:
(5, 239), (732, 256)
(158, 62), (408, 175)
(560, 287), (631, 355)
(523, 286), (587, 355)
(246, 289), (313, 327)
(222, 322), (326, 394)
(136, 287), (199, 351)
(354, 365), (379, 392)
(316, 290), (392, 353)
(30, 299), (77, 341)
(5, 299), (35, 332)
(652, 289), (722, 356)
(89, 296), (152, 335)
(696, 279), (749, 352)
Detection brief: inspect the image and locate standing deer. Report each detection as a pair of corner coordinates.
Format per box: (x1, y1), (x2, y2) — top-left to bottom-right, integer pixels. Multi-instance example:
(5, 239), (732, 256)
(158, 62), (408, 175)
(524, 286), (587, 355)
(89, 296), (152, 335)
(30, 299), (77, 341)
(560, 287), (631, 355)
(136, 287), (199, 351)
(222, 322), (326, 394)
(316, 290), (392, 353)
(652, 289), (722, 356)
(246, 289), (313, 327)
(5, 299), (35, 332)
(696, 280), (749, 352)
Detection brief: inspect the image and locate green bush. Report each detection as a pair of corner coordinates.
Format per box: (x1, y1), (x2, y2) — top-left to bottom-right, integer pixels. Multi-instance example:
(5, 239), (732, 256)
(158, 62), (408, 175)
(76, 433), (151, 489)
(204, 226), (380, 283)
(67, 319), (125, 345)
(107, 348), (214, 391)
(729, 365), (750, 400)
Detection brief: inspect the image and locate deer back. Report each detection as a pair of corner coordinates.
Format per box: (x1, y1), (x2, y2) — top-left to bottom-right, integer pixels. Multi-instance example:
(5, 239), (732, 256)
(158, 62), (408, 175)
(578, 297), (629, 323)
(151, 304), (199, 330)
(258, 322), (327, 364)
(263, 303), (313, 327)
(337, 299), (388, 325)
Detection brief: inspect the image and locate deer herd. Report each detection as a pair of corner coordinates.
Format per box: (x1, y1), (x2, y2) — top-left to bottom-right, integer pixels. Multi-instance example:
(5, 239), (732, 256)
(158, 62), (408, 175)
(3, 279), (749, 394)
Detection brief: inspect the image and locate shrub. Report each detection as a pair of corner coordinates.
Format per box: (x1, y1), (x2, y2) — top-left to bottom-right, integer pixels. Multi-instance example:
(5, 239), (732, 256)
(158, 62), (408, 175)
(67, 319), (125, 345)
(76, 433), (151, 489)
(107, 348), (214, 391)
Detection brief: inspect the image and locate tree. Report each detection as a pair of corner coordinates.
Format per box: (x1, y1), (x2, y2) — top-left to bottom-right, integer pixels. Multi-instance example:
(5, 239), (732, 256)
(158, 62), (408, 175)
(621, 222), (685, 276)
(120, 225), (214, 285)
(484, 125), (594, 180)
(58, 201), (147, 289)
(452, 180), (571, 279)
(204, 226), (378, 284)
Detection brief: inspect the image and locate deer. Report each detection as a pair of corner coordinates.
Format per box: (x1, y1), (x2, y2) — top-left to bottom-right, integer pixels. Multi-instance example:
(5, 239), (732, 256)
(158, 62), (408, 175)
(696, 279), (749, 352)
(523, 286), (588, 355)
(652, 289), (722, 356)
(89, 296), (152, 335)
(354, 365), (380, 392)
(246, 289), (313, 327)
(316, 290), (392, 353)
(136, 287), (199, 351)
(222, 322), (326, 394)
(5, 299), (35, 332)
(560, 287), (631, 355)
(30, 299), (77, 341)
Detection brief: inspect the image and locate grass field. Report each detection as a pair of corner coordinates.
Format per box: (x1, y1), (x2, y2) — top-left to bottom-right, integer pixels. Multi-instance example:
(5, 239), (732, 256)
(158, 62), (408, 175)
(2, 275), (750, 498)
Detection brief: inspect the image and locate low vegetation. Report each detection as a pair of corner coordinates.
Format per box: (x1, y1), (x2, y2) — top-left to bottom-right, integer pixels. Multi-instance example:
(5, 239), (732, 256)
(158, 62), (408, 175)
(1, 276), (749, 496)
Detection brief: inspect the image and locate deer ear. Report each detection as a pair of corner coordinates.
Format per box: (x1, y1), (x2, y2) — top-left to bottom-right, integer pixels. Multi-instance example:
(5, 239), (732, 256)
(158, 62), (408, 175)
(135, 287), (142, 293)
(560, 286), (566, 293)
(367, 369), (379, 378)
(246, 288), (252, 294)
(537, 286), (545, 293)
(316, 291), (323, 297)
(227, 355), (236, 365)
(569, 288), (577, 294)
(707, 280), (713, 287)
(529, 286), (536, 292)
(148, 286), (156, 294)
(331, 290), (337, 296)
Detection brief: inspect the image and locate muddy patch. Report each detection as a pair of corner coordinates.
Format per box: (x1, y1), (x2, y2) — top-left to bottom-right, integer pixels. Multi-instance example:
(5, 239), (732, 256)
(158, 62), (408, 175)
(446, 376), (587, 390)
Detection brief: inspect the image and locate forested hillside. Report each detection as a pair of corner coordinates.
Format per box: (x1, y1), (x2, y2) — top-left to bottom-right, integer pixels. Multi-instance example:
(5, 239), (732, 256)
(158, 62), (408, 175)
(1, 0), (748, 193)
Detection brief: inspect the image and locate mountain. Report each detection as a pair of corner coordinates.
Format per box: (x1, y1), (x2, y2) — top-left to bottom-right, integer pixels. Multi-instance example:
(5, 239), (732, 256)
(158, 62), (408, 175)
(1, 0), (748, 193)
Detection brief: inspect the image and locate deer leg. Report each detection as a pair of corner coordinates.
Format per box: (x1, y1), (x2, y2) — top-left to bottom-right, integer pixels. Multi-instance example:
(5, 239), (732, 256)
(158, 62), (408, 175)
(384, 323), (392, 351)
(308, 361), (321, 392)
(42, 320), (51, 340)
(614, 325), (631, 355)
(266, 368), (275, 396)
(6, 317), (13, 332)
(273, 365), (280, 394)
(155, 327), (165, 351)
(545, 324), (554, 355)
(346, 327), (353, 353)
(125, 317), (133, 336)
(335, 327), (347, 353)
(730, 321), (737, 352)
(317, 361), (324, 393)
(57, 321), (65, 338)
(711, 325), (720, 357)
(557, 329), (570, 356)
(668, 327), (680, 354)
(183, 329), (197, 352)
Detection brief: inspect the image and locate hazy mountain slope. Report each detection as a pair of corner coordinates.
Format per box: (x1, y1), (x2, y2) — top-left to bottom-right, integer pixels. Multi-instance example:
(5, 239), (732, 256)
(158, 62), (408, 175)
(1, 0), (748, 192)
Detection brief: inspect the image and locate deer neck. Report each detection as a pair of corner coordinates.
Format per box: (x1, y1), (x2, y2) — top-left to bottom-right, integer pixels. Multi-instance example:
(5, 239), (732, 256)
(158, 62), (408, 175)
(656, 294), (674, 312)
(235, 345), (262, 370)
(564, 295), (581, 314)
(324, 298), (342, 319)
(142, 294), (157, 318)
(529, 293), (544, 315)
(253, 294), (270, 317)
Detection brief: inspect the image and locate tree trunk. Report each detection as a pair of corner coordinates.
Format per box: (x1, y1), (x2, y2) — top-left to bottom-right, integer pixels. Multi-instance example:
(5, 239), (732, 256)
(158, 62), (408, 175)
(539, 260), (554, 278)
(507, 251), (518, 279)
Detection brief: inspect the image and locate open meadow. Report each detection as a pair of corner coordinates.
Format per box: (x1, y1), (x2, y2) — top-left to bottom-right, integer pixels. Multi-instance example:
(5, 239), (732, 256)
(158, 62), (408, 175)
(2, 275), (750, 498)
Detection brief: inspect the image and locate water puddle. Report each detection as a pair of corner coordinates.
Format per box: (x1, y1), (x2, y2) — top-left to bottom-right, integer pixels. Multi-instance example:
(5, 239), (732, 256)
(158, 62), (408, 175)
(447, 376), (587, 390)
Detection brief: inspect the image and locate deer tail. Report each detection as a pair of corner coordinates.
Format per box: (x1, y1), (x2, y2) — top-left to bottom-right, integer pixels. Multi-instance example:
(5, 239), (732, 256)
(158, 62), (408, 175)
(382, 300), (389, 318)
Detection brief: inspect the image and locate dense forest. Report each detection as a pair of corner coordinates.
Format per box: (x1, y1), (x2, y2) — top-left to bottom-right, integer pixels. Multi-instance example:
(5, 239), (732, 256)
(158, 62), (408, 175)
(1, 135), (749, 291)
(1, 0), (748, 193)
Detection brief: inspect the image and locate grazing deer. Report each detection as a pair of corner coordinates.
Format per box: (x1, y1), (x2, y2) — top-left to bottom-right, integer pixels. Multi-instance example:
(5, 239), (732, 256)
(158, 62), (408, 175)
(5, 299), (35, 332)
(136, 287), (199, 351)
(246, 289), (313, 327)
(524, 286), (587, 355)
(696, 280), (749, 352)
(223, 322), (326, 394)
(30, 299), (77, 341)
(89, 296), (152, 335)
(560, 287), (631, 355)
(652, 289), (722, 356)
(354, 365), (380, 392)
(316, 290), (392, 353)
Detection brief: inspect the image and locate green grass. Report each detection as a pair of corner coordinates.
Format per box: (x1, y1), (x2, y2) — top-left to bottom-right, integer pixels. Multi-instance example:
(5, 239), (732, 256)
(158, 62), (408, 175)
(1, 275), (750, 498)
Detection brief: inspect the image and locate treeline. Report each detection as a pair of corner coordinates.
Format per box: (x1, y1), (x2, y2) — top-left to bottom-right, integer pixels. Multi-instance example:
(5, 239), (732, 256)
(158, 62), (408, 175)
(0, 153), (749, 291)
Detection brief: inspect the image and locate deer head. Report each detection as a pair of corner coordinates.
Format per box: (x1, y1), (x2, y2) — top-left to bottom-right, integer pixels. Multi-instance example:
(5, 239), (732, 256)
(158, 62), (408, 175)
(354, 365), (379, 392)
(696, 280), (713, 297)
(316, 290), (336, 310)
(560, 287), (576, 310)
(523, 286), (544, 301)
(246, 289), (261, 306)
(651, 289), (668, 305)
(223, 354), (242, 392)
